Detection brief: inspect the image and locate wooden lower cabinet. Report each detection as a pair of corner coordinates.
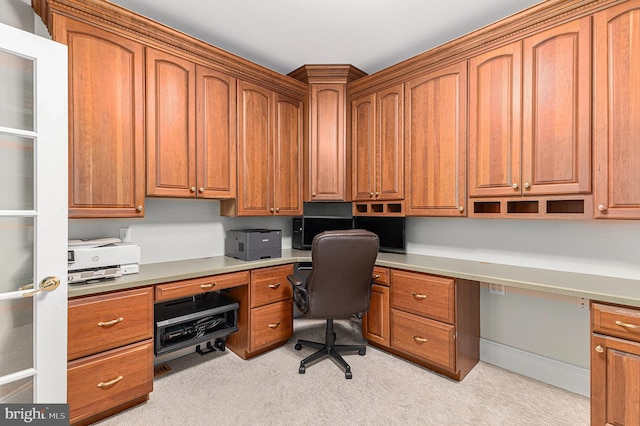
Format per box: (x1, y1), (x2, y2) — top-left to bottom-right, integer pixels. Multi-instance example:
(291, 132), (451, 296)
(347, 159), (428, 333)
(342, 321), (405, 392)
(67, 287), (154, 425)
(363, 267), (391, 346)
(363, 268), (480, 381)
(591, 302), (640, 425)
(227, 264), (294, 358)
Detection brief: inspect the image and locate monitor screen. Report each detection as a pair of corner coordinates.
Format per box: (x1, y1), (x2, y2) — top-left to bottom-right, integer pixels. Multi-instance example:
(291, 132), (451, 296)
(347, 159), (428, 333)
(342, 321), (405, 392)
(354, 216), (406, 253)
(303, 217), (354, 248)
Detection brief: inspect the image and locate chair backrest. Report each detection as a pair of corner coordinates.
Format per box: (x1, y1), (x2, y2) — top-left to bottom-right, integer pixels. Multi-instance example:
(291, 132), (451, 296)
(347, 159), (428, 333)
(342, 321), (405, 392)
(305, 229), (379, 318)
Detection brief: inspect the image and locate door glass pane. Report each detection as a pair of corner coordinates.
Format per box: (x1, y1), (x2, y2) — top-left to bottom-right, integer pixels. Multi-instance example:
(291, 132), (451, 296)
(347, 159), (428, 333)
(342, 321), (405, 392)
(0, 49), (34, 131)
(0, 376), (33, 404)
(0, 133), (34, 210)
(0, 298), (33, 378)
(0, 217), (34, 293)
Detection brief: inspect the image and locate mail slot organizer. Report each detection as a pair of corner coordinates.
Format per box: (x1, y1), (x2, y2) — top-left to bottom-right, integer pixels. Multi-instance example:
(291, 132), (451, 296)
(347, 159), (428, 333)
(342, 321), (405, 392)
(154, 292), (239, 356)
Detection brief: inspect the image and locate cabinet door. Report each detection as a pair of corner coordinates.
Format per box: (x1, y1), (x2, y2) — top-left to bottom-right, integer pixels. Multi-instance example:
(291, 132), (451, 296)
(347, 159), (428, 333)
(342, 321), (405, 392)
(310, 83), (348, 201)
(469, 42), (522, 197)
(522, 18), (591, 196)
(146, 48), (196, 197)
(406, 63), (467, 216)
(377, 84), (404, 201)
(54, 16), (145, 218)
(362, 284), (390, 347)
(274, 93), (303, 215)
(592, 334), (640, 425)
(594, 1), (640, 219)
(352, 93), (376, 201)
(196, 65), (237, 199)
(237, 80), (273, 215)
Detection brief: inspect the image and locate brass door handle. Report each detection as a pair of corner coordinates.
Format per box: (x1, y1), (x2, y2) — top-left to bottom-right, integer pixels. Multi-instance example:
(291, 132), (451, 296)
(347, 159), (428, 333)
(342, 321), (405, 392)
(412, 293), (427, 300)
(200, 283), (216, 289)
(97, 317), (124, 327)
(97, 375), (124, 388)
(595, 345), (604, 353)
(268, 283), (281, 289)
(413, 336), (427, 343)
(21, 276), (60, 298)
(268, 322), (280, 329)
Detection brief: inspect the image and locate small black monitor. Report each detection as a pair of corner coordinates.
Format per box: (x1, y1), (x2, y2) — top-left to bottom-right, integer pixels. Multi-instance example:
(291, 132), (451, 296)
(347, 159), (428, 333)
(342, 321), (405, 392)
(354, 216), (406, 253)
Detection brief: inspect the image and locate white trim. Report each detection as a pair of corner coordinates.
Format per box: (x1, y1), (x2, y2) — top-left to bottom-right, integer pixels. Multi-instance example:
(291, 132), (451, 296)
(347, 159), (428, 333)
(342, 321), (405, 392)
(0, 368), (36, 387)
(480, 338), (590, 397)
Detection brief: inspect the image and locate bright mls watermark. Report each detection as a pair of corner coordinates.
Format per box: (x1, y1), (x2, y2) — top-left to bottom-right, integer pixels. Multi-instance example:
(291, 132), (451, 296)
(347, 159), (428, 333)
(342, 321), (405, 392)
(1, 404), (68, 425)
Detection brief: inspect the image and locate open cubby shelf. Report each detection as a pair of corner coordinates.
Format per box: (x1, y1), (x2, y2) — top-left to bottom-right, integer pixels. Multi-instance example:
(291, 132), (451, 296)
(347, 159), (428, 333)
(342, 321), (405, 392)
(469, 195), (593, 219)
(353, 200), (405, 216)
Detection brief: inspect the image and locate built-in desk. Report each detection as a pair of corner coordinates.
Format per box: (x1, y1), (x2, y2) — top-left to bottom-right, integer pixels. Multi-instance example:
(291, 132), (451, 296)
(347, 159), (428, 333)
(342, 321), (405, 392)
(69, 249), (640, 308)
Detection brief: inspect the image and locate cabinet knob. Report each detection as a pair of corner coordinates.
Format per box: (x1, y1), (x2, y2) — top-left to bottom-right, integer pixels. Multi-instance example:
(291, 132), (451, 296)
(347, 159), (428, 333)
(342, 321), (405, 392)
(375, 191), (379, 197)
(458, 206), (464, 213)
(598, 204), (607, 212)
(199, 187), (205, 193)
(312, 192), (316, 197)
(270, 207), (274, 212)
(190, 187), (196, 193)
(512, 183), (519, 190)
(595, 345), (604, 353)
(276, 207), (280, 213)
(136, 205), (143, 212)
(523, 182), (530, 190)
(370, 192), (374, 197)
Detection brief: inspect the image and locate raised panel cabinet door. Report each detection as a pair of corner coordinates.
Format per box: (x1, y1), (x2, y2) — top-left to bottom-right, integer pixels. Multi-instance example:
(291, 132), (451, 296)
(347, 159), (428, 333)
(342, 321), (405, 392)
(406, 63), (467, 216)
(274, 93), (303, 215)
(146, 47), (196, 197)
(377, 84), (404, 201)
(310, 83), (347, 201)
(351, 93), (376, 201)
(522, 17), (591, 196)
(237, 80), (273, 215)
(362, 284), (390, 347)
(196, 65), (237, 199)
(54, 16), (145, 218)
(591, 334), (640, 425)
(469, 42), (522, 198)
(594, 1), (640, 219)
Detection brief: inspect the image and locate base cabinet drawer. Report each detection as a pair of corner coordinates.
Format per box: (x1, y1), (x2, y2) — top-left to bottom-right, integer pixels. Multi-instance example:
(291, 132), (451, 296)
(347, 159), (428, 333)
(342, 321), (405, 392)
(391, 270), (454, 324)
(68, 340), (153, 424)
(391, 309), (455, 370)
(250, 299), (293, 352)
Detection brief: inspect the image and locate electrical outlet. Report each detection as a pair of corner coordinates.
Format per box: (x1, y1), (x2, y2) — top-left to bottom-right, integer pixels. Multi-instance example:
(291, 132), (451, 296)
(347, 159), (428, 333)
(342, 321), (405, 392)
(119, 227), (131, 242)
(488, 283), (506, 296)
(575, 297), (587, 309)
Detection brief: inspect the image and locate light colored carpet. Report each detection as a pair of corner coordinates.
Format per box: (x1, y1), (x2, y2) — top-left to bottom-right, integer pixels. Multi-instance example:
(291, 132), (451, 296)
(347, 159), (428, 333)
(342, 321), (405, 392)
(96, 317), (589, 425)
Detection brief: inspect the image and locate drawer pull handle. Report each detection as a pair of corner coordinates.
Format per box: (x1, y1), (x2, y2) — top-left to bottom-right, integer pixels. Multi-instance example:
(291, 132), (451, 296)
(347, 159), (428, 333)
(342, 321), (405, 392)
(268, 283), (281, 289)
(412, 336), (427, 343)
(595, 345), (604, 353)
(200, 283), (216, 289)
(372, 274), (381, 279)
(412, 293), (427, 300)
(97, 317), (123, 327)
(615, 320), (640, 329)
(268, 322), (280, 329)
(97, 375), (123, 388)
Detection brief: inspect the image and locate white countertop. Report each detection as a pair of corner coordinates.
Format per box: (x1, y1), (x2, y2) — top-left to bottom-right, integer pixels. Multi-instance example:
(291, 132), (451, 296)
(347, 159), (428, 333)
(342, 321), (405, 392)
(68, 249), (640, 307)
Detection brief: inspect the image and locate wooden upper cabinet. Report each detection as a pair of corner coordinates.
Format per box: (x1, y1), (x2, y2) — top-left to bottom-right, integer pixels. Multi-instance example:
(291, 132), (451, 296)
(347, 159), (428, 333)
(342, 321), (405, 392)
(470, 19), (591, 200)
(469, 42), (522, 198)
(310, 83), (347, 200)
(145, 47), (196, 198)
(146, 48), (237, 199)
(594, 1), (640, 219)
(196, 66), (237, 199)
(53, 16), (145, 218)
(230, 81), (302, 216)
(522, 17), (591, 196)
(352, 85), (404, 202)
(406, 63), (467, 216)
(274, 93), (303, 215)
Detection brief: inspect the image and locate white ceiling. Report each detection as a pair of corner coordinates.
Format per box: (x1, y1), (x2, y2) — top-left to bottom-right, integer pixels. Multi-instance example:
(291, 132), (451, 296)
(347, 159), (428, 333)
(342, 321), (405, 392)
(109, 0), (543, 75)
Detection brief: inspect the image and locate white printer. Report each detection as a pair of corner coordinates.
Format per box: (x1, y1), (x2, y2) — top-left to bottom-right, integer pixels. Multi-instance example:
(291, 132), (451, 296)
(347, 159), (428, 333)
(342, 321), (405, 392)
(68, 238), (140, 283)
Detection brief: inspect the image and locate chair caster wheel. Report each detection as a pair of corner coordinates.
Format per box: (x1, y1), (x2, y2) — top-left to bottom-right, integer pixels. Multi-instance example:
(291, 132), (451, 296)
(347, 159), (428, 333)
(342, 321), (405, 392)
(358, 349), (366, 356)
(295, 343), (302, 350)
(345, 369), (352, 379)
(299, 365), (305, 374)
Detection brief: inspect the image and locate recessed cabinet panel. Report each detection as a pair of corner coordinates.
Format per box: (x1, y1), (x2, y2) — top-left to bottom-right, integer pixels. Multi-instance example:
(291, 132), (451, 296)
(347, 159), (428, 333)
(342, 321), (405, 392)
(377, 86), (403, 200)
(352, 94), (375, 201)
(274, 94), (303, 215)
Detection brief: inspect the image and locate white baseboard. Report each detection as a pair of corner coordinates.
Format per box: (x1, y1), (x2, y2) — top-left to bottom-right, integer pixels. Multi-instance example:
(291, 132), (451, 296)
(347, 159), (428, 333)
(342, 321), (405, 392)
(480, 338), (589, 397)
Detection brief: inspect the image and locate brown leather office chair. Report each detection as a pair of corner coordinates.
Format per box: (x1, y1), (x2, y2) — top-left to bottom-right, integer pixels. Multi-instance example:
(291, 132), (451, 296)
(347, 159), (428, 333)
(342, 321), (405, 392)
(287, 229), (379, 379)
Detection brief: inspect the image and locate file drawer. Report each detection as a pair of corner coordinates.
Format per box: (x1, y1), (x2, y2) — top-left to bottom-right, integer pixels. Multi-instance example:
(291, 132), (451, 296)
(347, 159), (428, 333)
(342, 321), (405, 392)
(68, 287), (154, 360)
(68, 340), (153, 424)
(391, 308), (455, 370)
(251, 264), (293, 308)
(390, 269), (454, 324)
(250, 299), (293, 352)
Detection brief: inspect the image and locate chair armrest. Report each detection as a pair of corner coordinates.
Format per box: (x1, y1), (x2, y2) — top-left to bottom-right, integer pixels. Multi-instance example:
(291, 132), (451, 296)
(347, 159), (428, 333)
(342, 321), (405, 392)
(287, 274), (303, 287)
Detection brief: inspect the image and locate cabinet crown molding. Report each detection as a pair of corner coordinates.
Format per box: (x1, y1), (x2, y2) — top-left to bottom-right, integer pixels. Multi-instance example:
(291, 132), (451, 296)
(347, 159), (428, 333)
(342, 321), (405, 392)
(288, 64), (367, 84)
